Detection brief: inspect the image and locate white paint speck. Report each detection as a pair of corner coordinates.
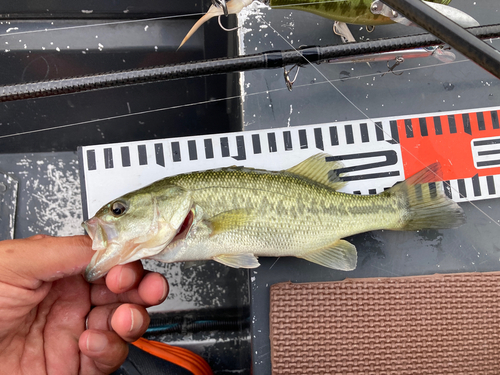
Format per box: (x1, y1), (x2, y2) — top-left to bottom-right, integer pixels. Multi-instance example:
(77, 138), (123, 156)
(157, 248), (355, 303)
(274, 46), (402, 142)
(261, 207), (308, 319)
(287, 104), (293, 127)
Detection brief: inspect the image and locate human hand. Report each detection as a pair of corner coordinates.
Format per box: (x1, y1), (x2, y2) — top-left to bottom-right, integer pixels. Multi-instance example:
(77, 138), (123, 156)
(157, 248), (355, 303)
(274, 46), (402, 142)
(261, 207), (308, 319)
(0, 234), (168, 375)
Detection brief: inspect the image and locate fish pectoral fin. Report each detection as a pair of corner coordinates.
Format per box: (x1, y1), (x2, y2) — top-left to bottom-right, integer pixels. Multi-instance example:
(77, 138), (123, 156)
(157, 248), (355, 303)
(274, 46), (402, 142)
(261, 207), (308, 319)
(213, 253), (260, 268)
(299, 240), (357, 271)
(207, 209), (254, 236)
(285, 153), (346, 191)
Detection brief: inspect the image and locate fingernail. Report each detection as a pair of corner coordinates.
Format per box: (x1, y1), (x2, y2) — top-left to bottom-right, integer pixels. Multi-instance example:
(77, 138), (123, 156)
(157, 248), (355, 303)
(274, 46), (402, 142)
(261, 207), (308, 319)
(118, 267), (136, 290)
(160, 278), (169, 302)
(129, 307), (143, 332)
(86, 332), (108, 352)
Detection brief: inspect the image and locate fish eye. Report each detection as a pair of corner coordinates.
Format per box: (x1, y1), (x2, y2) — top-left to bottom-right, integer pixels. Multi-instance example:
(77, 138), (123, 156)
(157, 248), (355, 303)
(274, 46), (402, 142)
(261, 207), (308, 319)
(111, 201), (127, 216)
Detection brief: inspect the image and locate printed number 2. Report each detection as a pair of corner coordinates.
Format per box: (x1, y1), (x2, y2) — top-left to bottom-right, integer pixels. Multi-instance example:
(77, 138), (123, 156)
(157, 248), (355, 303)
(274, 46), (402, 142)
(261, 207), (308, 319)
(326, 150), (399, 181)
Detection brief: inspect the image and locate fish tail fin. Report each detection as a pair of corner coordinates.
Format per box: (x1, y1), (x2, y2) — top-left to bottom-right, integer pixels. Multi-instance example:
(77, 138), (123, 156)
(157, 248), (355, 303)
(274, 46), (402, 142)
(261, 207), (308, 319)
(178, 0), (253, 50)
(178, 6), (223, 50)
(389, 163), (465, 230)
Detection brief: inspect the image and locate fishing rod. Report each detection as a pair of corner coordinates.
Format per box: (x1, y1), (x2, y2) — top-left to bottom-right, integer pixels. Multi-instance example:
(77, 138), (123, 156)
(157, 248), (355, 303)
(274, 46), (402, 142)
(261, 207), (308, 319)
(0, 24), (499, 102)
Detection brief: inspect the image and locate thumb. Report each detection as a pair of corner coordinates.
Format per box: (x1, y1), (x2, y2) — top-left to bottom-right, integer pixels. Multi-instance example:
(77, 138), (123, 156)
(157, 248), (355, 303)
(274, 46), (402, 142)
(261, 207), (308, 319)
(0, 235), (94, 289)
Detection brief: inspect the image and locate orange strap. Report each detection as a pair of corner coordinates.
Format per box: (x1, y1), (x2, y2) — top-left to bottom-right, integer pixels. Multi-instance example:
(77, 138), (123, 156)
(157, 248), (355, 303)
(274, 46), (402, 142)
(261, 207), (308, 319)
(132, 337), (213, 375)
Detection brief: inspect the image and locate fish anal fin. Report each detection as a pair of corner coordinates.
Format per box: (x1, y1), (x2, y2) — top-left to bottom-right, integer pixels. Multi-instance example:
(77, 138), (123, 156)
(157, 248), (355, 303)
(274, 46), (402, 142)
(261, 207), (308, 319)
(207, 209), (254, 236)
(213, 253), (260, 268)
(299, 240), (357, 271)
(285, 153), (346, 191)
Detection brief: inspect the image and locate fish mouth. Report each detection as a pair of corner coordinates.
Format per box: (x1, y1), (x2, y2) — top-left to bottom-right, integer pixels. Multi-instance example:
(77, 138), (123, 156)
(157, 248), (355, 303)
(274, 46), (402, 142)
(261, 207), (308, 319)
(84, 242), (131, 282)
(83, 210), (195, 282)
(82, 217), (124, 282)
(82, 217), (113, 251)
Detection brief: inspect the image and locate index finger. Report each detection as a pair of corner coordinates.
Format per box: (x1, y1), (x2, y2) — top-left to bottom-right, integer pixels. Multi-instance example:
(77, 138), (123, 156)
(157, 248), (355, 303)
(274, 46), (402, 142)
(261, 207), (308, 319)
(0, 235), (93, 289)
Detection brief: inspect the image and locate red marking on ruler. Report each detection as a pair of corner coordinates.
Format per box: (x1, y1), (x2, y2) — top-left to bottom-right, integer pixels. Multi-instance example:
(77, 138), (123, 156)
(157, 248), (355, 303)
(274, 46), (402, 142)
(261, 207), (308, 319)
(399, 109), (500, 181)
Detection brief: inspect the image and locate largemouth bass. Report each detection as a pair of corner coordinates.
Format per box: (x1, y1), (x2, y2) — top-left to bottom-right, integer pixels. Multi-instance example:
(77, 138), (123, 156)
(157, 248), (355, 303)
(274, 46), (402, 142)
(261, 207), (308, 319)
(83, 153), (464, 282)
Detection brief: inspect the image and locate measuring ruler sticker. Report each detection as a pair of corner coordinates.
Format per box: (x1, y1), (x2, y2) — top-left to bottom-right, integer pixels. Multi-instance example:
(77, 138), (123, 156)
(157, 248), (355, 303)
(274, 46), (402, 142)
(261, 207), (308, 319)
(79, 106), (500, 218)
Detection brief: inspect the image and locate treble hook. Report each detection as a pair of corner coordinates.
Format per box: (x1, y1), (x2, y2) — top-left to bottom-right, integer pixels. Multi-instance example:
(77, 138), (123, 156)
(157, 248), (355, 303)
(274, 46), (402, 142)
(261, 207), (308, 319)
(283, 64), (300, 91)
(211, 0), (229, 17)
(383, 56), (405, 76)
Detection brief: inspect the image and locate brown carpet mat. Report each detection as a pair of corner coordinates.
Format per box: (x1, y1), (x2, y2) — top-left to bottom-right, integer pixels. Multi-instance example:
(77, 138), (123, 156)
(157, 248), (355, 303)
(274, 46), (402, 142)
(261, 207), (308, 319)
(270, 272), (500, 374)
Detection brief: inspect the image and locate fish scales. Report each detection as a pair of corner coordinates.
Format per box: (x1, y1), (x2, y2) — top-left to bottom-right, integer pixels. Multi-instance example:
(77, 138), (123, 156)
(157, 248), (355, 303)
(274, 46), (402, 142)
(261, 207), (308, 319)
(168, 167), (403, 247)
(83, 153), (465, 281)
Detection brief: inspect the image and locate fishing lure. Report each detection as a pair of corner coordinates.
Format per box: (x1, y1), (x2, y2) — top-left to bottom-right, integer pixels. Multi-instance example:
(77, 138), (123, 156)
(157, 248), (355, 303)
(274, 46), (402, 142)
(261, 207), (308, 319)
(282, 45), (456, 91)
(178, 0), (479, 49)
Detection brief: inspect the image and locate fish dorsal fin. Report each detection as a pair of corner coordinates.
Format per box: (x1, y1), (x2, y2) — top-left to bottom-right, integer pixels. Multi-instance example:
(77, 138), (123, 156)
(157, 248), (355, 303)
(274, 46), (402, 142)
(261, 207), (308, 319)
(213, 253), (260, 268)
(299, 239), (357, 271)
(285, 153), (346, 190)
(207, 209), (254, 236)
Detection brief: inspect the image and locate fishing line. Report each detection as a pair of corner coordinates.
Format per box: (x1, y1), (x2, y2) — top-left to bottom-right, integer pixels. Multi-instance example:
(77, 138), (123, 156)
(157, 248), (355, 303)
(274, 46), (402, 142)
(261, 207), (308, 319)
(256, 10), (500, 227)
(0, 13), (209, 39)
(260, 19), (365, 113)
(0, 96), (238, 140)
